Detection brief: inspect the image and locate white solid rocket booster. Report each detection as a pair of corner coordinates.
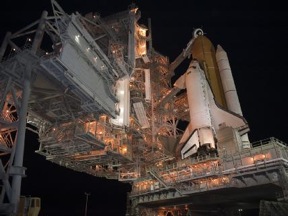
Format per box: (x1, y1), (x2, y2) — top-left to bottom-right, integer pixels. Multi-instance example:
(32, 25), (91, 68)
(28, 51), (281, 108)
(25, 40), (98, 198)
(216, 45), (242, 115)
(216, 45), (250, 149)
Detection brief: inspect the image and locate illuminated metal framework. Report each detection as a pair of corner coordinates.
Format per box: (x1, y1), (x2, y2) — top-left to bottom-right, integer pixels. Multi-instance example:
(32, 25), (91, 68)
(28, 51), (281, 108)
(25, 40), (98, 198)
(129, 138), (288, 216)
(0, 1), (288, 216)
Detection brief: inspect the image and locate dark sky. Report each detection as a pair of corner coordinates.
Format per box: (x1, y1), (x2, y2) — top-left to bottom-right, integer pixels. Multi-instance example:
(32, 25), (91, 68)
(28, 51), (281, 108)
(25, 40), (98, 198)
(1, 0), (288, 215)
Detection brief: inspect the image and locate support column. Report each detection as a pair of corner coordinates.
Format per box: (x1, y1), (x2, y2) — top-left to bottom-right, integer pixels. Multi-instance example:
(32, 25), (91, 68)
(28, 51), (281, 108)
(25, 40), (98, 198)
(10, 64), (31, 215)
(10, 11), (47, 214)
(31, 11), (48, 54)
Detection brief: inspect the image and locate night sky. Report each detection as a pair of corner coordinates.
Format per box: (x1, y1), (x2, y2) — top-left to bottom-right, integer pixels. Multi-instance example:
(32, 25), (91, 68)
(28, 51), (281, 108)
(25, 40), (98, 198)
(1, 0), (288, 215)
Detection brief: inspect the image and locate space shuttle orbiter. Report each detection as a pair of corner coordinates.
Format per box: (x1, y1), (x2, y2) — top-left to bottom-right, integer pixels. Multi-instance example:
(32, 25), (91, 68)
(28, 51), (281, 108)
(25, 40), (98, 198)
(175, 34), (250, 159)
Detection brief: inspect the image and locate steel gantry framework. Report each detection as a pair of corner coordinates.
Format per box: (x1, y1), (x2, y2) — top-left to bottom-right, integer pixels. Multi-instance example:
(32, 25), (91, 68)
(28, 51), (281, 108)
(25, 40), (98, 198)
(0, 1), (288, 216)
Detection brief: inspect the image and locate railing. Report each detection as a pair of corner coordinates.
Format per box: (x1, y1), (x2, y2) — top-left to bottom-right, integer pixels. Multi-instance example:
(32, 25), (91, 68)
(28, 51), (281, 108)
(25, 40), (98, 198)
(251, 137), (287, 148)
(131, 137), (288, 196)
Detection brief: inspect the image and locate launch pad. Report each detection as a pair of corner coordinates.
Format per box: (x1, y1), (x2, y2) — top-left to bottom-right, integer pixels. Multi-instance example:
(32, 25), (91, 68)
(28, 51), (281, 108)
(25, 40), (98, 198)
(0, 1), (288, 215)
(129, 138), (288, 215)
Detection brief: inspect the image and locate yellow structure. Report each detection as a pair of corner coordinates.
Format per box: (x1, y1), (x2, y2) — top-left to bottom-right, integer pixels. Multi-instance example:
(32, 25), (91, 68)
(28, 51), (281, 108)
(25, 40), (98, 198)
(192, 35), (227, 108)
(17, 197), (41, 216)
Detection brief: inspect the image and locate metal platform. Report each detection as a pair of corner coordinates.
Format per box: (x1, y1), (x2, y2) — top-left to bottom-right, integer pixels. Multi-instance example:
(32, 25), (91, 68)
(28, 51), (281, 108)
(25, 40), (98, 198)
(128, 138), (288, 215)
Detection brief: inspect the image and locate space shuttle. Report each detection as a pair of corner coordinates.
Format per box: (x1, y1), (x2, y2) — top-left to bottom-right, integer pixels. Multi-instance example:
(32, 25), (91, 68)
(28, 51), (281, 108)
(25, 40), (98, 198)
(176, 34), (250, 159)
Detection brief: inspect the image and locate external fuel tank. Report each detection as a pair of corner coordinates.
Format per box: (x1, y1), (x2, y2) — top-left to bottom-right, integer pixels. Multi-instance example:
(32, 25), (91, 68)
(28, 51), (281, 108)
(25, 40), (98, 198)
(191, 35), (227, 109)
